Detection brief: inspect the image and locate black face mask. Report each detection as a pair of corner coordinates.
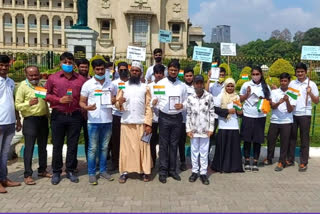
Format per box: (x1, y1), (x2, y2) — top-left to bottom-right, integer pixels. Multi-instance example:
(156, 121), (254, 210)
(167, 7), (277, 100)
(185, 81), (193, 86)
(168, 76), (176, 83)
(129, 76), (140, 85)
(155, 57), (162, 63)
(119, 69), (129, 78)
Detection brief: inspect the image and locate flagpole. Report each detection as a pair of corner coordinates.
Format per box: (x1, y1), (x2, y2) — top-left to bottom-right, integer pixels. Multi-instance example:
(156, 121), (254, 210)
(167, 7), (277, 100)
(305, 61), (312, 106)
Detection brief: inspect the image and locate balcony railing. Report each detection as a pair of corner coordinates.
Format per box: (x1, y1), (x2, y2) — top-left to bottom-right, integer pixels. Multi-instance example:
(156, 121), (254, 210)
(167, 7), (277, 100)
(65, 26), (72, 29)
(54, 25), (61, 30)
(17, 43), (26, 47)
(17, 23), (25, 28)
(41, 25), (49, 29)
(29, 24), (37, 29)
(4, 42), (12, 46)
(4, 23), (12, 27)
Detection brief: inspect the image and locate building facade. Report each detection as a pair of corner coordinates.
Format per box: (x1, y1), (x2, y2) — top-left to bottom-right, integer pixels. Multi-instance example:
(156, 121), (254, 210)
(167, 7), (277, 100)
(0, 0), (190, 62)
(211, 25), (231, 43)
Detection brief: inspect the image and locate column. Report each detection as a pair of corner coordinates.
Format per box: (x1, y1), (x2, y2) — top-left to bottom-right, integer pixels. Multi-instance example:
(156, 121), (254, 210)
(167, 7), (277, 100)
(61, 16), (65, 48)
(12, 13), (16, 48)
(49, 0), (52, 10)
(49, 15), (53, 48)
(37, 0), (40, 9)
(0, 13), (3, 46)
(37, 15), (40, 48)
(24, 14), (29, 47)
(12, 0), (15, 7)
(0, 0), (3, 7)
(25, 0), (28, 8)
(130, 16), (133, 43)
(73, 0), (76, 12)
(61, 0), (64, 10)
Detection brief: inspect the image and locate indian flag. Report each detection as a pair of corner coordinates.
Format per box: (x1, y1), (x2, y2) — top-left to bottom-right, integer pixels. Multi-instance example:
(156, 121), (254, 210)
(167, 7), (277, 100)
(257, 99), (263, 113)
(178, 70), (184, 77)
(241, 74), (249, 80)
(94, 89), (102, 96)
(212, 62), (218, 68)
(286, 87), (300, 100)
(233, 100), (242, 111)
(153, 85), (165, 95)
(34, 87), (47, 99)
(118, 82), (125, 89)
(67, 89), (72, 96)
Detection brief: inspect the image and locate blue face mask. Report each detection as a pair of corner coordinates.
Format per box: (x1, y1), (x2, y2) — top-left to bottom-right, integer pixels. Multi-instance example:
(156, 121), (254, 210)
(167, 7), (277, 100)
(95, 74), (105, 80)
(62, 64), (73, 73)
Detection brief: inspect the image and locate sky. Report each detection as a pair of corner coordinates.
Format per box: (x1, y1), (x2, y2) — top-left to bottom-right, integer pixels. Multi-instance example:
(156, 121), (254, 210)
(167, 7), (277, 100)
(189, 0), (320, 44)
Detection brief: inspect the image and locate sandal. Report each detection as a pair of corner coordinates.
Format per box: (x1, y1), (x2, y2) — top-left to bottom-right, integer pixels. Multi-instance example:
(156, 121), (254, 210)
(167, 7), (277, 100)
(118, 174), (128, 184)
(143, 174), (150, 182)
(24, 176), (36, 185)
(38, 171), (52, 178)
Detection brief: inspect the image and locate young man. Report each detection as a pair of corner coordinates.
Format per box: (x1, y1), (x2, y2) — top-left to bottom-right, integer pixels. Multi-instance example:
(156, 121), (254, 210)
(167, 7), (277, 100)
(155, 60), (188, 183)
(109, 62), (129, 171)
(116, 61), (153, 183)
(265, 73), (296, 171)
(145, 48), (168, 83)
(0, 55), (22, 193)
(15, 66), (51, 185)
(45, 52), (86, 185)
(148, 64), (165, 166)
(76, 58), (90, 160)
(179, 67), (194, 171)
(80, 59), (116, 185)
(186, 75), (214, 185)
(287, 63), (319, 171)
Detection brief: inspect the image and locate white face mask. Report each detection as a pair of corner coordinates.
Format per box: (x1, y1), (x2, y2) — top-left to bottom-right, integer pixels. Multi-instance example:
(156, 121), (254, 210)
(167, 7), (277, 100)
(29, 79), (39, 85)
(252, 75), (261, 83)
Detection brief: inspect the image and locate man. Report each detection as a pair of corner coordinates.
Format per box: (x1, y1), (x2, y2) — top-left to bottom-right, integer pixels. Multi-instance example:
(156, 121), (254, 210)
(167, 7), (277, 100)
(149, 64), (165, 166)
(0, 55), (22, 193)
(145, 48), (168, 83)
(287, 63), (319, 172)
(264, 73), (296, 171)
(154, 60), (188, 183)
(45, 52), (86, 185)
(179, 67), (194, 171)
(186, 75), (214, 185)
(15, 66), (51, 185)
(80, 59), (116, 185)
(109, 62), (129, 171)
(116, 61), (153, 183)
(76, 58), (90, 160)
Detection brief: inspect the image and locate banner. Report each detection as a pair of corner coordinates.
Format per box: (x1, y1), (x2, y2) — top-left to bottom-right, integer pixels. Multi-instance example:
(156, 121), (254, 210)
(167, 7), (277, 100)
(301, 46), (320, 61)
(127, 46), (146, 61)
(192, 46), (214, 63)
(159, 30), (172, 43)
(220, 43), (237, 56)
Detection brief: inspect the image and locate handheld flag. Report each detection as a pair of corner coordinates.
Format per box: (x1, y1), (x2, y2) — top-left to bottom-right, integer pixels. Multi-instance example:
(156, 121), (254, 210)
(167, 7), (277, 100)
(233, 100), (242, 111)
(35, 87), (47, 99)
(67, 89), (72, 96)
(153, 85), (166, 95)
(286, 87), (300, 100)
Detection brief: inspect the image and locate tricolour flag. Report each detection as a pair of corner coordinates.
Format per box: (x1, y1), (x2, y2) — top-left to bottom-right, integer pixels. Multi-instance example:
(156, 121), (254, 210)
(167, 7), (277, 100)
(178, 70), (184, 77)
(153, 85), (166, 95)
(35, 87), (47, 99)
(233, 100), (242, 111)
(94, 89), (103, 96)
(257, 99), (271, 114)
(211, 62), (218, 68)
(286, 87), (300, 100)
(67, 89), (72, 96)
(118, 82), (125, 89)
(241, 74), (249, 80)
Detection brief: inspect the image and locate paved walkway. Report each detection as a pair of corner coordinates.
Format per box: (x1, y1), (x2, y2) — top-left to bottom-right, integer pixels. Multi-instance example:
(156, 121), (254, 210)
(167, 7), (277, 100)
(1, 158), (320, 213)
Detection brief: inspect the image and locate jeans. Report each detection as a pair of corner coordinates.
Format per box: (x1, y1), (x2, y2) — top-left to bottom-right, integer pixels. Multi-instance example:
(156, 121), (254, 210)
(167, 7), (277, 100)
(87, 123), (112, 176)
(0, 124), (15, 181)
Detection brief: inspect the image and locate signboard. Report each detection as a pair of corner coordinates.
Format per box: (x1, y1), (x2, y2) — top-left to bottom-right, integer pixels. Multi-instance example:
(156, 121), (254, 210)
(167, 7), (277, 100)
(127, 46), (146, 61)
(301, 46), (320, 61)
(159, 30), (172, 43)
(192, 46), (214, 63)
(74, 46), (86, 60)
(112, 47), (116, 60)
(220, 43), (237, 56)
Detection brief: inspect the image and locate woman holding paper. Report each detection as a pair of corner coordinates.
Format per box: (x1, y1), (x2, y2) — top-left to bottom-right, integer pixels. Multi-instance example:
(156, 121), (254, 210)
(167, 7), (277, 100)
(211, 78), (244, 173)
(239, 66), (271, 172)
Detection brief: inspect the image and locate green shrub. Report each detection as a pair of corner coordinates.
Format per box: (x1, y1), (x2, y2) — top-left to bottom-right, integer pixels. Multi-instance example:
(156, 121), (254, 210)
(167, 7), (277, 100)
(268, 58), (295, 77)
(239, 66), (252, 78)
(13, 60), (25, 71)
(265, 77), (280, 88)
(219, 63), (231, 77)
(230, 63), (241, 82)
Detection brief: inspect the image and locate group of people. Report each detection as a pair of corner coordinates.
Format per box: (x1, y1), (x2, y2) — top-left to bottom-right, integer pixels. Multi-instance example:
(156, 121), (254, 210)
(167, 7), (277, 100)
(0, 48), (318, 193)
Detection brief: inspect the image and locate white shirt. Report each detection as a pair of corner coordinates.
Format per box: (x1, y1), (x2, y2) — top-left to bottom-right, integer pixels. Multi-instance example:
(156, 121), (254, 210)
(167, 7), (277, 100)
(270, 88), (296, 124)
(0, 77), (16, 125)
(289, 78), (319, 116)
(215, 93), (240, 130)
(145, 64), (168, 82)
(121, 82), (148, 124)
(148, 81), (160, 123)
(155, 77), (188, 115)
(182, 83), (194, 123)
(81, 78), (116, 124)
(209, 81), (225, 119)
(111, 78), (126, 117)
(240, 80), (270, 118)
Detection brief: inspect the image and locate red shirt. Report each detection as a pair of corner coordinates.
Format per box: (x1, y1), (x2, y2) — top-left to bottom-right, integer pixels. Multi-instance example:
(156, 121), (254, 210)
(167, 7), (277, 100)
(45, 71), (86, 113)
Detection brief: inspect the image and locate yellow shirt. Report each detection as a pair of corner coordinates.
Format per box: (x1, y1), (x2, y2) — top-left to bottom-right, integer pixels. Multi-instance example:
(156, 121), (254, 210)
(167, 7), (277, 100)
(15, 80), (49, 118)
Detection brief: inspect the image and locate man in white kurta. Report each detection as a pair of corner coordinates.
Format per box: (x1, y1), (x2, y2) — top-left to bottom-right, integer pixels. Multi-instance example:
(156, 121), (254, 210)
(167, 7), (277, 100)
(116, 61), (153, 183)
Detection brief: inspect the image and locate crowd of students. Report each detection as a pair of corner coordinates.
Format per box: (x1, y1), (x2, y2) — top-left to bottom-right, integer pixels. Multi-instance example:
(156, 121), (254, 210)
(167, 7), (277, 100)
(0, 48), (318, 193)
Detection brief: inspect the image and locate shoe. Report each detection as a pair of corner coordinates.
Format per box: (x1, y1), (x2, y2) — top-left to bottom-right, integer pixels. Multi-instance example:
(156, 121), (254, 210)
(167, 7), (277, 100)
(263, 158), (272, 165)
(51, 173), (61, 185)
(0, 183), (7, 193)
(66, 172), (79, 183)
(274, 163), (284, 172)
(89, 175), (98, 185)
(252, 165), (259, 172)
(179, 162), (187, 171)
(1, 179), (21, 187)
(142, 174), (150, 182)
(189, 173), (198, 182)
(244, 160), (251, 171)
(24, 176), (36, 185)
(118, 174), (128, 184)
(200, 175), (210, 185)
(168, 172), (181, 181)
(100, 172), (114, 181)
(286, 161), (295, 167)
(299, 164), (307, 172)
(159, 175), (167, 184)
(38, 171), (52, 178)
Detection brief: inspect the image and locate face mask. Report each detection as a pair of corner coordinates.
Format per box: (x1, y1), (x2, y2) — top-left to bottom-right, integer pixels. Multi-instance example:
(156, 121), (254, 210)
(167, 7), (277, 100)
(29, 80), (39, 85)
(167, 76), (176, 83)
(252, 75), (261, 83)
(95, 74), (105, 80)
(155, 57), (162, 63)
(62, 64), (73, 73)
(218, 77), (225, 83)
(119, 69), (129, 78)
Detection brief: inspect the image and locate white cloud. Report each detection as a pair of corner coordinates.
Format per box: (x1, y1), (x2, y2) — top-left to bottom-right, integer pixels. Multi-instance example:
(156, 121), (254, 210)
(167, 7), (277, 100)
(190, 0), (320, 44)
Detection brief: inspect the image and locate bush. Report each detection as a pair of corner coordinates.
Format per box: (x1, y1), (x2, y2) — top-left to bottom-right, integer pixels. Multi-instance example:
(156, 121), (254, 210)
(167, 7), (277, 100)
(236, 79), (249, 91)
(268, 58), (295, 77)
(230, 63), (241, 82)
(265, 77), (280, 88)
(13, 60), (25, 71)
(89, 55), (107, 76)
(239, 66), (252, 78)
(219, 63), (231, 77)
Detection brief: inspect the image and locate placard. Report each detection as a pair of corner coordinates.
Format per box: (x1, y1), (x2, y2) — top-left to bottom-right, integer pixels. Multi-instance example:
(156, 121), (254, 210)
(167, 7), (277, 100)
(112, 47), (116, 60)
(301, 46), (320, 61)
(210, 67), (220, 81)
(74, 46), (86, 60)
(159, 30), (172, 43)
(169, 96), (180, 111)
(192, 46), (214, 63)
(220, 43), (237, 56)
(127, 46), (146, 61)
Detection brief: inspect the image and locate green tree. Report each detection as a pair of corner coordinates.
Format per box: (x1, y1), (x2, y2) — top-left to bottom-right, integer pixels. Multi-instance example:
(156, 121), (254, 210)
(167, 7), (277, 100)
(268, 58), (295, 77)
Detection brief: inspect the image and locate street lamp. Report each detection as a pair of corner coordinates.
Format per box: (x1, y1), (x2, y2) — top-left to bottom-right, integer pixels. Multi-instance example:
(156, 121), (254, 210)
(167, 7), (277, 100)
(261, 64), (269, 76)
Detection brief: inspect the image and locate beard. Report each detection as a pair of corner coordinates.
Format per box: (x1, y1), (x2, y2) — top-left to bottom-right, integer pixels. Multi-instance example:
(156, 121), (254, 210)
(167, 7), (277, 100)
(129, 75), (141, 85)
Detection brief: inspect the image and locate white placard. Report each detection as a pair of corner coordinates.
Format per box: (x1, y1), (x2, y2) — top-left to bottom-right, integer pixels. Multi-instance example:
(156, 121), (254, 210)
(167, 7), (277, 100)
(301, 46), (320, 61)
(127, 46), (146, 61)
(112, 47), (116, 60)
(220, 43), (237, 56)
(210, 67), (220, 81)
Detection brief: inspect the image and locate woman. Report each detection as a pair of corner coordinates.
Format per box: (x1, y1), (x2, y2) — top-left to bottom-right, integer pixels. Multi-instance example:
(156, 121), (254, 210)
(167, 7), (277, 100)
(211, 78), (244, 173)
(240, 66), (271, 172)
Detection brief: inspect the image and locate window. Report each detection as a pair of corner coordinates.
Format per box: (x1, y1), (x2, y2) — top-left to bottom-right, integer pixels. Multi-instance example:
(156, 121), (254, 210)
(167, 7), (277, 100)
(34, 38), (37, 44)
(58, 39), (61, 45)
(171, 23), (182, 42)
(172, 37), (179, 42)
(58, 20), (61, 26)
(100, 19), (112, 40)
(102, 20), (110, 30)
(172, 24), (180, 34)
(57, 3), (61, 7)
(46, 19), (49, 25)
(101, 33), (110, 39)
(133, 18), (148, 46)
(70, 20), (73, 26)
(46, 38), (49, 44)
